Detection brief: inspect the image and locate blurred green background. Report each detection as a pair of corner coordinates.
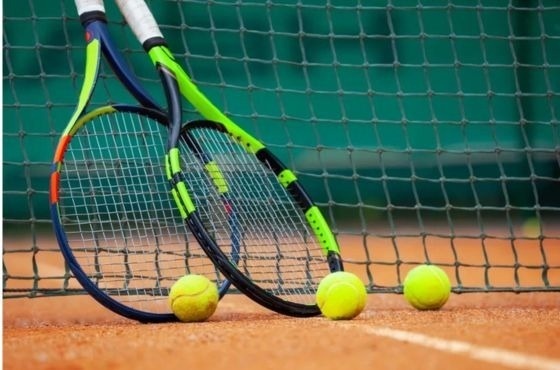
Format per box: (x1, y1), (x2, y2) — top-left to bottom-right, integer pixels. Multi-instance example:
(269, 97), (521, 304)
(4, 0), (560, 224)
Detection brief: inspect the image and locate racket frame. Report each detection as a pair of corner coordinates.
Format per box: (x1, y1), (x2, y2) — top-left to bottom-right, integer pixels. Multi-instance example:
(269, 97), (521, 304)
(49, 4), (232, 322)
(115, 0), (346, 317)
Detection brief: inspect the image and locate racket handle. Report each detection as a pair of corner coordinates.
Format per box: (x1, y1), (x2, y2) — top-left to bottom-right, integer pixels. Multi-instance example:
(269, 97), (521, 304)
(115, 0), (164, 45)
(74, 0), (105, 15)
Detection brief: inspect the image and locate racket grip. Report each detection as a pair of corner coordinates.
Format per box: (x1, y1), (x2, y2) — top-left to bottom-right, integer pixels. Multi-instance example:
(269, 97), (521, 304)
(74, 0), (105, 15)
(115, 0), (164, 45)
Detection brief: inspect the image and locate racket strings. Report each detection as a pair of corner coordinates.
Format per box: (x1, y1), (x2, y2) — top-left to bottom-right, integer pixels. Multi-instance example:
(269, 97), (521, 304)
(180, 127), (331, 305)
(57, 110), (220, 312)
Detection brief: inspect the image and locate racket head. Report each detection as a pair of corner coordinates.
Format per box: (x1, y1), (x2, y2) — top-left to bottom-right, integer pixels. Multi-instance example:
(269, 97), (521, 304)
(50, 105), (230, 322)
(170, 120), (344, 317)
(112, 0), (343, 316)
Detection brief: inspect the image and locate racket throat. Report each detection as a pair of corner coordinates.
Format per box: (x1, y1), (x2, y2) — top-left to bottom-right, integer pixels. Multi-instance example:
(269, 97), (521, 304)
(157, 65), (183, 149)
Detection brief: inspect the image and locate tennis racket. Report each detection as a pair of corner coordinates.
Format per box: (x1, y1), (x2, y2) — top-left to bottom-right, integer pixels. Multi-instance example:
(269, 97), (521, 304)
(49, 0), (231, 322)
(116, 0), (345, 317)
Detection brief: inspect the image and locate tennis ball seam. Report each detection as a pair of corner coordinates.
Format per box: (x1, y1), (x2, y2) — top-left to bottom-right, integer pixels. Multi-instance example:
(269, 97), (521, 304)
(170, 292), (209, 307)
(169, 280), (211, 304)
(317, 281), (358, 310)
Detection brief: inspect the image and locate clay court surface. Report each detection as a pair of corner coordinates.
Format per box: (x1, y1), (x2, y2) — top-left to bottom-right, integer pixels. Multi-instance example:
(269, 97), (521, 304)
(3, 233), (560, 370)
(4, 293), (560, 370)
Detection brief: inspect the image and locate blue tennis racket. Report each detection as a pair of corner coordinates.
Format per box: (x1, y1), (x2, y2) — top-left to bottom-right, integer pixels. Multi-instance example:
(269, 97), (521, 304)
(49, 0), (233, 322)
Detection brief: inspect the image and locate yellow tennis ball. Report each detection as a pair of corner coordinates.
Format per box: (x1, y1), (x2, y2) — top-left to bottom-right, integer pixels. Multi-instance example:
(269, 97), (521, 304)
(403, 264), (451, 310)
(521, 217), (540, 238)
(168, 274), (219, 322)
(316, 271), (367, 320)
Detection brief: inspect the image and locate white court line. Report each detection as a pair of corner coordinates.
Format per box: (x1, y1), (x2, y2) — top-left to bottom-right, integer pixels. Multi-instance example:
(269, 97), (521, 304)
(343, 324), (560, 370)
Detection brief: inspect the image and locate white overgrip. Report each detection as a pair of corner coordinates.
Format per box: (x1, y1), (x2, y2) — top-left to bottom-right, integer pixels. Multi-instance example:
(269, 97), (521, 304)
(74, 0), (105, 15)
(115, 0), (164, 44)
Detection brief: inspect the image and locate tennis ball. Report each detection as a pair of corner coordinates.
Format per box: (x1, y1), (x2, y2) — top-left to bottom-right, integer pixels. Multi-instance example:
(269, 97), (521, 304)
(168, 274), (219, 322)
(521, 217), (540, 238)
(316, 271), (367, 320)
(403, 264), (451, 310)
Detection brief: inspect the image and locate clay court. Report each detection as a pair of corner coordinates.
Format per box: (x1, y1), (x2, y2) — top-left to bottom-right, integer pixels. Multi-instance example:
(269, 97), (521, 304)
(3, 292), (560, 370)
(4, 233), (560, 370)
